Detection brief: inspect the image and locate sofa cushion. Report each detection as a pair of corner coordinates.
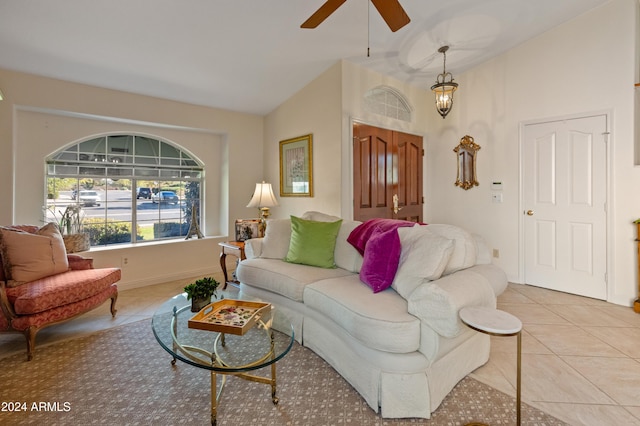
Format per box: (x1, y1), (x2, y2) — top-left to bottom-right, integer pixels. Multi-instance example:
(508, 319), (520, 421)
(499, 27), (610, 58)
(236, 258), (352, 302)
(285, 216), (342, 268)
(6, 267), (121, 315)
(301, 211), (341, 222)
(0, 223), (69, 287)
(260, 219), (292, 259)
(392, 226), (454, 299)
(426, 224), (477, 275)
(304, 275), (421, 353)
(10, 285), (118, 332)
(334, 220), (363, 273)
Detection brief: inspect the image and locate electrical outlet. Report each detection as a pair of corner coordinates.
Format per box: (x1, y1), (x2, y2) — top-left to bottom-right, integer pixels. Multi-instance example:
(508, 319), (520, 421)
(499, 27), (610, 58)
(492, 249), (500, 258)
(121, 257), (129, 268)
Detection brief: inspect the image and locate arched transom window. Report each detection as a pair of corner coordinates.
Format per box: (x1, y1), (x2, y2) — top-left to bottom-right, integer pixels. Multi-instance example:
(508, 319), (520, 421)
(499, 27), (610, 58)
(364, 85), (413, 122)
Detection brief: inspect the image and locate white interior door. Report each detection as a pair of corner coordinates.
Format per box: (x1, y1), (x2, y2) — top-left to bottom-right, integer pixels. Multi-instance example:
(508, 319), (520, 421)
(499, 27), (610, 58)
(523, 115), (607, 299)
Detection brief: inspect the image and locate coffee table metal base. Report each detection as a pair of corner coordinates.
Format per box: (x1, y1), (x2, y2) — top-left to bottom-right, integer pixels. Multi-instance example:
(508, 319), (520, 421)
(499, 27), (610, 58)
(169, 305), (280, 426)
(208, 362), (278, 425)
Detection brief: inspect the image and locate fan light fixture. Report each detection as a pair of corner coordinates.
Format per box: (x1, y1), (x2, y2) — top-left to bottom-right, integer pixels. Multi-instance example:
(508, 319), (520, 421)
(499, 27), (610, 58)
(430, 46), (458, 119)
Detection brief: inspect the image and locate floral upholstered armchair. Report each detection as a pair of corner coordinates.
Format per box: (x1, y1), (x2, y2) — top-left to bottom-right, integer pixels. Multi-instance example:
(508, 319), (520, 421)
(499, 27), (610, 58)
(0, 224), (120, 360)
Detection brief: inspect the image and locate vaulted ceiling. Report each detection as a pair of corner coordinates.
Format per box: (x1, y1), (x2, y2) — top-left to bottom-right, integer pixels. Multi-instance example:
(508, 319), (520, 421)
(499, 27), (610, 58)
(0, 0), (609, 115)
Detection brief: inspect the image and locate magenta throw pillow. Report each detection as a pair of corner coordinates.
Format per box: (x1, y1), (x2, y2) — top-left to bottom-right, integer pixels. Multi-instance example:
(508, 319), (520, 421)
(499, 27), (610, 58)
(359, 226), (403, 293)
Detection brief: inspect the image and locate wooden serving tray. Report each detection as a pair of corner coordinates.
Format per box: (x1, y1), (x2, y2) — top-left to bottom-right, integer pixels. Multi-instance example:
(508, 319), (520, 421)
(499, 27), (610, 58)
(188, 299), (271, 335)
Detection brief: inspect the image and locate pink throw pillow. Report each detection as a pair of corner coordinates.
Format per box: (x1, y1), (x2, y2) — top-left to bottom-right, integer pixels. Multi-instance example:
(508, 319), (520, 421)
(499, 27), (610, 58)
(0, 223), (69, 286)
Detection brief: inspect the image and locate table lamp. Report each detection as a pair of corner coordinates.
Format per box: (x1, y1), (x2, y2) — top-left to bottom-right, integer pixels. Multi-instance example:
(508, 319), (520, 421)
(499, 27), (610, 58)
(247, 181), (278, 236)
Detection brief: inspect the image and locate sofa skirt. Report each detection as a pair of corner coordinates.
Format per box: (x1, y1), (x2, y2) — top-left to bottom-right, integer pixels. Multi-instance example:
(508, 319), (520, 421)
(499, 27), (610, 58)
(304, 310), (490, 419)
(239, 281), (491, 419)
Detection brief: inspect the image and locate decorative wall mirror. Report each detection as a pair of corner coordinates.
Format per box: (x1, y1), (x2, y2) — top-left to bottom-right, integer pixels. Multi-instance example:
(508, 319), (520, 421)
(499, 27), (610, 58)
(454, 135), (480, 190)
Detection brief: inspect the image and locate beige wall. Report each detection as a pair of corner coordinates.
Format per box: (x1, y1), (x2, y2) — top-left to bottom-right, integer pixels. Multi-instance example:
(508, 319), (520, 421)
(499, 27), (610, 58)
(426, 0), (637, 306)
(0, 69), (264, 289)
(264, 62), (343, 218)
(15, 109), (225, 230)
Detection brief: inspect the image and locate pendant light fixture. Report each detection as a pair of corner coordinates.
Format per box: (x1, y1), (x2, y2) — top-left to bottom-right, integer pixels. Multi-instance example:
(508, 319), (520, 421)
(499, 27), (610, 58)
(430, 46), (458, 119)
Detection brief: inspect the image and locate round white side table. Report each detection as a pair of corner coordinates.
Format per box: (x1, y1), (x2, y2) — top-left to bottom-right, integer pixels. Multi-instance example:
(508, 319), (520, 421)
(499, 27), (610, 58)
(459, 306), (523, 426)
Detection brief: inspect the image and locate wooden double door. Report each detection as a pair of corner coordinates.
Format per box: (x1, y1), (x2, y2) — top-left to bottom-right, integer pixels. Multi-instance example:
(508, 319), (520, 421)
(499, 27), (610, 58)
(353, 123), (423, 222)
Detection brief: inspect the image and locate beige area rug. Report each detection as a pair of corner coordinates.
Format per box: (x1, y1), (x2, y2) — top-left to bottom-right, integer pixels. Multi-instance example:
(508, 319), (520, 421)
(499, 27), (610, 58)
(0, 320), (567, 425)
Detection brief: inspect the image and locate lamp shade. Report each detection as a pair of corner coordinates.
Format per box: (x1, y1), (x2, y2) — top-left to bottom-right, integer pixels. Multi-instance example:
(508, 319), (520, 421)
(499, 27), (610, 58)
(246, 181), (278, 208)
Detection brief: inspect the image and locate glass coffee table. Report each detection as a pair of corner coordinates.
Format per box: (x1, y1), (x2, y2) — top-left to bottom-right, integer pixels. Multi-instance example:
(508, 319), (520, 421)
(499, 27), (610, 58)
(151, 294), (294, 426)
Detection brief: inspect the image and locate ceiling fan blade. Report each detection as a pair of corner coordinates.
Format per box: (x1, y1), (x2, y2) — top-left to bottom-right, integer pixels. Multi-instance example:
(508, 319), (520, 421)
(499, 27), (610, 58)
(301, 0), (347, 29)
(370, 0), (410, 32)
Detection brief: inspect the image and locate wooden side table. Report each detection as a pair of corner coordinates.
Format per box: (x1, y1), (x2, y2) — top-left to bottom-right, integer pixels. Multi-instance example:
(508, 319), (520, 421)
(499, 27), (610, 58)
(219, 241), (245, 290)
(459, 306), (523, 426)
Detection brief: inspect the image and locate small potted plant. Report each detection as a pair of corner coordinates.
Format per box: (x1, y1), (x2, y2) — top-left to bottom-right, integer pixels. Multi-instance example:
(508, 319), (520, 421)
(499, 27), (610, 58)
(184, 277), (220, 312)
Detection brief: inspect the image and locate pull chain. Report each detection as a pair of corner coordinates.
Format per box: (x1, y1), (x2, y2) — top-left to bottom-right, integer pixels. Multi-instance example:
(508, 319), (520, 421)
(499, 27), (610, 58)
(367, 0), (370, 57)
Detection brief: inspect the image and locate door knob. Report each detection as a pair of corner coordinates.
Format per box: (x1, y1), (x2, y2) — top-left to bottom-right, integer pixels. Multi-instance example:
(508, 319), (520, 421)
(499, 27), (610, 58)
(526, 210), (534, 216)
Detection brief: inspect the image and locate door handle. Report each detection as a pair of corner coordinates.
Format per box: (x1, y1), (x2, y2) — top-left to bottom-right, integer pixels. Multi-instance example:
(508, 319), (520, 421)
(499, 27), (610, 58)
(392, 194), (402, 214)
(526, 210), (534, 216)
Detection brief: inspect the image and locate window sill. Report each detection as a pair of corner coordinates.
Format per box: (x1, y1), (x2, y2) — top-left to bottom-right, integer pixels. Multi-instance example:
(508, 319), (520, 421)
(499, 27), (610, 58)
(85, 235), (225, 253)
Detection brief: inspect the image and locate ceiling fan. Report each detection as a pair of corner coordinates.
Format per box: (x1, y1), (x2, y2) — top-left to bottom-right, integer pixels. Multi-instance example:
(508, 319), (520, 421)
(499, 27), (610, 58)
(301, 0), (410, 32)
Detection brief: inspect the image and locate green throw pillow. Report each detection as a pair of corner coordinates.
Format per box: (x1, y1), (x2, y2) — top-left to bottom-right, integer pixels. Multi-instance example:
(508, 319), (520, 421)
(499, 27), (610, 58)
(285, 216), (343, 268)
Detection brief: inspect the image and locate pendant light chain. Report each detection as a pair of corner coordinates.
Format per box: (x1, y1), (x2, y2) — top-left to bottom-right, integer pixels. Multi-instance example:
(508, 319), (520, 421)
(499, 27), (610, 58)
(367, 0), (370, 57)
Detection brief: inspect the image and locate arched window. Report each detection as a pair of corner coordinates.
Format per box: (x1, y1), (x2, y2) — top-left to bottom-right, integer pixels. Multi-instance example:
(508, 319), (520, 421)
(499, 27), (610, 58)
(45, 134), (204, 247)
(364, 86), (413, 122)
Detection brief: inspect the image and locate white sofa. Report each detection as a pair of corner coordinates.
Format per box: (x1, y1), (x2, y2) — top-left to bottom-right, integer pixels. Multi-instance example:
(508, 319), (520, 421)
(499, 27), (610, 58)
(237, 212), (507, 419)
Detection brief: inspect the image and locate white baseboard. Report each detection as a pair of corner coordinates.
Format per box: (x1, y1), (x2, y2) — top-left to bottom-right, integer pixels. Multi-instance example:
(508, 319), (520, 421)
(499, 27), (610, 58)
(116, 266), (221, 292)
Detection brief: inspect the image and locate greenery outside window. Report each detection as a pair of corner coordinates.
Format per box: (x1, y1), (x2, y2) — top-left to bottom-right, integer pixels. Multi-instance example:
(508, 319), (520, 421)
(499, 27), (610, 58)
(45, 134), (204, 247)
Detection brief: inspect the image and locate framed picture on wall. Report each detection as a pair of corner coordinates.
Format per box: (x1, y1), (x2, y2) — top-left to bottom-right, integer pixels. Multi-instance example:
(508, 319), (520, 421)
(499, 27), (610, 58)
(279, 134), (313, 197)
(235, 219), (261, 241)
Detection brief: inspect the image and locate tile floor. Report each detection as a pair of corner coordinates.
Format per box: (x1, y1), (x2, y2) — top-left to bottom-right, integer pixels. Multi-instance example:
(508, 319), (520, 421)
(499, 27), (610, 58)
(1, 278), (639, 425)
(471, 283), (640, 426)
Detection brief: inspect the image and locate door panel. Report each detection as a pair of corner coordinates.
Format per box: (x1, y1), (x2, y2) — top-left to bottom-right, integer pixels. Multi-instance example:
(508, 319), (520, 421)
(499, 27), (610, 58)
(353, 123), (393, 221)
(535, 220), (556, 268)
(535, 134), (556, 205)
(353, 123), (423, 222)
(523, 115), (607, 299)
(394, 131), (423, 222)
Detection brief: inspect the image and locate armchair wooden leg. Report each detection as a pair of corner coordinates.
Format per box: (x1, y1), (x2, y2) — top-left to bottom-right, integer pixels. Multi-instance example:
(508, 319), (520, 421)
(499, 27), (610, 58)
(24, 326), (37, 361)
(110, 294), (118, 318)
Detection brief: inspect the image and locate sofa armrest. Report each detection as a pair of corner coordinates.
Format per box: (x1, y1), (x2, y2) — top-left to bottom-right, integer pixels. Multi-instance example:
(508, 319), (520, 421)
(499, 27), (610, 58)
(407, 265), (503, 338)
(244, 238), (263, 259)
(67, 254), (94, 270)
